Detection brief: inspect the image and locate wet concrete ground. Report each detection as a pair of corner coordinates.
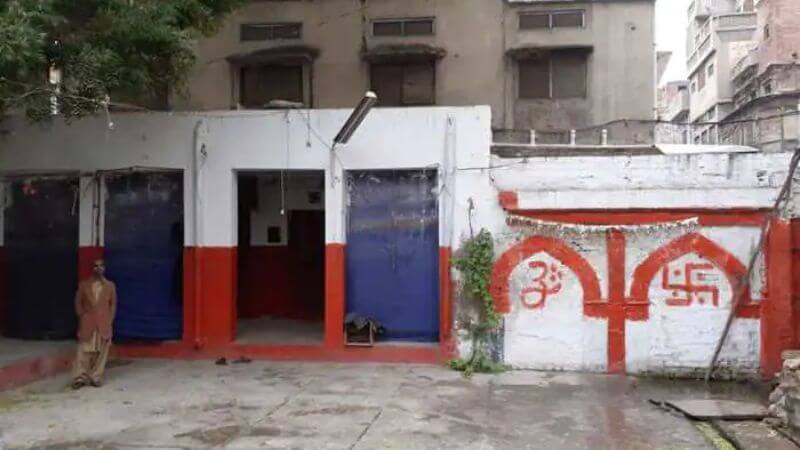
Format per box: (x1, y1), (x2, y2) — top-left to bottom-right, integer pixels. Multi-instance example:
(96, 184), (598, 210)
(0, 359), (778, 449)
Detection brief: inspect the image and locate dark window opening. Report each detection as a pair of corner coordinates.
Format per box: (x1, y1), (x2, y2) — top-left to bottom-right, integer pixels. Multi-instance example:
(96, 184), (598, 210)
(370, 62), (435, 106)
(519, 10), (584, 30)
(372, 18), (434, 36)
(518, 50), (588, 99)
(552, 11), (584, 28)
(241, 23), (302, 41)
(519, 13), (550, 30)
(240, 65), (303, 108)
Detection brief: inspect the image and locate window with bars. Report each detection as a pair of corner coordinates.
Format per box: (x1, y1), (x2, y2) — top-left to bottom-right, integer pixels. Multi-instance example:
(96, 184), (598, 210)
(519, 10), (584, 30)
(372, 18), (435, 37)
(240, 65), (304, 108)
(370, 62), (435, 106)
(240, 23), (302, 41)
(518, 50), (588, 99)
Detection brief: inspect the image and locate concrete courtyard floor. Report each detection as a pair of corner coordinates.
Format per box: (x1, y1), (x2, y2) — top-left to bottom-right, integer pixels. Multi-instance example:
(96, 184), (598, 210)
(0, 359), (775, 449)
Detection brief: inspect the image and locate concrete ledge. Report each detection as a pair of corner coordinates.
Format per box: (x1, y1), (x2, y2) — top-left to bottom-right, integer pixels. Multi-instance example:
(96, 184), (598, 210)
(0, 350), (73, 391)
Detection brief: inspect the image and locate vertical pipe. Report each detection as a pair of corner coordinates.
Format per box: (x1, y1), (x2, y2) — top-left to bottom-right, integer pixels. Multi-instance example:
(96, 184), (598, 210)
(192, 120), (207, 348)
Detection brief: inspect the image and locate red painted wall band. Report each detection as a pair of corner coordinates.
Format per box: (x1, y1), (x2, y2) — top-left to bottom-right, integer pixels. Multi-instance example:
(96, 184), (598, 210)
(324, 244), (345, 349)
(763, 219), (794, 377)
(509, 210), (768, 227)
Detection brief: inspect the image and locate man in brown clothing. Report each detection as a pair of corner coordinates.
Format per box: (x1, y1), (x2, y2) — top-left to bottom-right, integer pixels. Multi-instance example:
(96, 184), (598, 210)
(72, 259), (117, 389)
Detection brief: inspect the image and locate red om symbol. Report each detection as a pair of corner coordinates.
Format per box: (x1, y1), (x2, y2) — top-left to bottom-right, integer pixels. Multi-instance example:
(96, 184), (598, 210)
(520, 260), (564, 309)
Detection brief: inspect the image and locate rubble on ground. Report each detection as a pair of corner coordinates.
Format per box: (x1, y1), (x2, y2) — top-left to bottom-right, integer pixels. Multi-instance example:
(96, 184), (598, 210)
(768, 355), (800, 429)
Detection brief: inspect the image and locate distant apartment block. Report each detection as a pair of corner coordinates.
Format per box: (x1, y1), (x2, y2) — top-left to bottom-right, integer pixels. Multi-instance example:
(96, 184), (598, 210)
(175, 0), (656, 134)
(685, 0), (758, 143)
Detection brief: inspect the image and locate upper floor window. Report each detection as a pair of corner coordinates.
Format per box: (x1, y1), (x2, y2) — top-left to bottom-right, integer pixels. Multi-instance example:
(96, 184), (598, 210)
(697, 66), (706, 91)
(240, 23), (302, 41)
(518, 50), (587, 99)
(240, 65), (304, 107)
(519, 10), (584, 30)
(373, 18), (435, 37)
(370, 62), (435, 106)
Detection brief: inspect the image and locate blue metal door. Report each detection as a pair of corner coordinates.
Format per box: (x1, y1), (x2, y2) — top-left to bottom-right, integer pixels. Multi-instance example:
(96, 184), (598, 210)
(346, 170), (439, 342)
(4, 178), (79, 339)
(104, 172), (183, 341)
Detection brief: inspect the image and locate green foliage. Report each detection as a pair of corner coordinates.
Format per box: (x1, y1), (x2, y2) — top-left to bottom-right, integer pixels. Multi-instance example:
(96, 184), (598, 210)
(0, 0), (244, 120)
(449, 229), (507, 377)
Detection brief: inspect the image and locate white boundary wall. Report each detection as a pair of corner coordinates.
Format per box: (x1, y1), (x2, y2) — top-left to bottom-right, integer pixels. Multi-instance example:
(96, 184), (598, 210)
(0, 107), (491, 248)
(1, 108), (797, 375)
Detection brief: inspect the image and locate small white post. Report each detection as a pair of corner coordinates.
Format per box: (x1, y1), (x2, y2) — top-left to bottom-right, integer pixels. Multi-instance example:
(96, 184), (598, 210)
(529, 130), (536, 145)
(601, 129), (608, 146)
(569, 129), (577, 146)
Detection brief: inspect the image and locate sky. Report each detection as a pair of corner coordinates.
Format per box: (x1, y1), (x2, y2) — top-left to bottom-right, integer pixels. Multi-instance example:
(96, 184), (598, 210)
(656, 0), (692, 84)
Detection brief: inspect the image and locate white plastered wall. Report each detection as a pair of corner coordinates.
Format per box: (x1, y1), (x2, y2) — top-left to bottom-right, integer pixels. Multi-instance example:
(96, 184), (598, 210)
(0, 107), (492, 248)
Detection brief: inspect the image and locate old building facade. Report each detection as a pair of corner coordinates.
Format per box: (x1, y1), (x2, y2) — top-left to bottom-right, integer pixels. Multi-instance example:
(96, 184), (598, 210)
(725, 0), (800, 151)
(675, 0), (798, 150)
(176, 0), (656, 132)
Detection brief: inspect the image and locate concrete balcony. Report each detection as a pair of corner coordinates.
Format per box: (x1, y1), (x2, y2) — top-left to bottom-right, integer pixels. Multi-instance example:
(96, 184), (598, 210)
(686, 12), (755, 74)
(688, 0), (738, 21)
(732, 48), (758, 82)
(663, 85), (691, 122)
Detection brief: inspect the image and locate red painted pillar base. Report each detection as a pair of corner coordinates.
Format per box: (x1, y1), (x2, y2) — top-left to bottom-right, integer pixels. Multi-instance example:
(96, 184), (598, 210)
(186, 247), (237, 348)
(325, 244), (345, 349)
(439, 247), (455, 358)
(762, 218), (794, 377)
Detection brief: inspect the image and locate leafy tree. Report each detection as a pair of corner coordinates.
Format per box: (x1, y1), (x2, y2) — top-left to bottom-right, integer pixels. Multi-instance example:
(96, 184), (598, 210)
(0, 0), (243, 120)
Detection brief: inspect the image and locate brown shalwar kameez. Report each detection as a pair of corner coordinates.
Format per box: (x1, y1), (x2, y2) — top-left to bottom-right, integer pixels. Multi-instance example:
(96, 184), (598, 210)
(73, 277), (116, 386)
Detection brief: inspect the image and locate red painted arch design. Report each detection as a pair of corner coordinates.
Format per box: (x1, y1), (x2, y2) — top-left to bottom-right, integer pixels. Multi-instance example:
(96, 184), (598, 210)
(630, 233), (759, 320)
(490, 236), (603, 315)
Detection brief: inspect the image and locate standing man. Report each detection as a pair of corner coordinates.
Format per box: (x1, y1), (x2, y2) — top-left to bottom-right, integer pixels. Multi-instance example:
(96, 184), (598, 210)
(72, 259), (116, 389)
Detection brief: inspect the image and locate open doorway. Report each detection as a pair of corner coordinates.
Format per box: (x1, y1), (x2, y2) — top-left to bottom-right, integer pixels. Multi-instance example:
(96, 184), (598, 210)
(236, 170), (325, 345)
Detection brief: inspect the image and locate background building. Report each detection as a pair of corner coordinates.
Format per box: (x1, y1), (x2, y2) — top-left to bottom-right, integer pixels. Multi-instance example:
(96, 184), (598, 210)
(685, 0), (758, 143)
(175, 0), (656, 136)
(725, 0), (800, 151)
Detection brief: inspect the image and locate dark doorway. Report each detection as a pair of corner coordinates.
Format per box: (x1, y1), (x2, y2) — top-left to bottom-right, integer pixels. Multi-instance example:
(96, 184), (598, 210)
(289, 210), (325, 320)
(236, 171), (325, 344)
(3, 177), (79, 340)
(346, 170), (439, 342)
(104, 172), (184, 341)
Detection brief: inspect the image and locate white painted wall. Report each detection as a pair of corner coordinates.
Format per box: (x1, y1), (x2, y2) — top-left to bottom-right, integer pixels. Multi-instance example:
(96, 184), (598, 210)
(625, 227), (763, 375)
(248, 172), (325, 246)
(449, 151), (788, 374)
(0, 107), (491, 247)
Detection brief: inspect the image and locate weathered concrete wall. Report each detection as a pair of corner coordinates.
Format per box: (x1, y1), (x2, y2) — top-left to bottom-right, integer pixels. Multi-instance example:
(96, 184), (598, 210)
(180, 0), (655, 131)
(756, 0), (800, 72)
(505, 1), (656, 130)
